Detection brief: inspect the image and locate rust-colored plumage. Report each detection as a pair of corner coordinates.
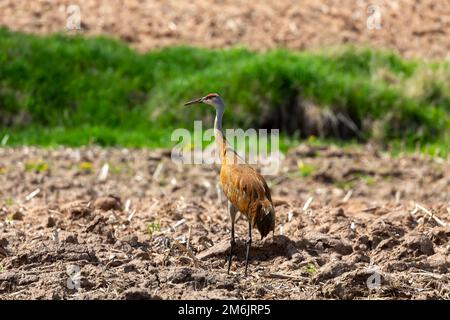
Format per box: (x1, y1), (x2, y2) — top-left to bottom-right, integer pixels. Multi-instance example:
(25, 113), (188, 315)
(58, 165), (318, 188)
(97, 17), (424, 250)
(220, 163), (275, 237)
(185, 93), (275, 275)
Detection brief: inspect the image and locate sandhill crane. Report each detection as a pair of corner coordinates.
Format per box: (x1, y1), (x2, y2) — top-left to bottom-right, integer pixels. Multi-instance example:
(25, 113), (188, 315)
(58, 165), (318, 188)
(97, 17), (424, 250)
(185, 93), (275, 276)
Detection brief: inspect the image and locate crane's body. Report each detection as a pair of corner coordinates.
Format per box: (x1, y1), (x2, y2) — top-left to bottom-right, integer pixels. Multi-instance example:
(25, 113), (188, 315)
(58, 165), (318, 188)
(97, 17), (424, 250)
(185, 93), (275, 275)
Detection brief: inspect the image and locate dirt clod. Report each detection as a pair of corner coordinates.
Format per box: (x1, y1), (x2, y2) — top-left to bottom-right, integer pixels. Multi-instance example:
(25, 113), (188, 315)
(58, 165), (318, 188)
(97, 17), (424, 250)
(405, 233), (435, 256)
(62, 201), (91, 219)
(46, 216), (56, 228)
(93, 196), (122, 211)
(168, 268), (193, 284)
(11, 210), (24, 221)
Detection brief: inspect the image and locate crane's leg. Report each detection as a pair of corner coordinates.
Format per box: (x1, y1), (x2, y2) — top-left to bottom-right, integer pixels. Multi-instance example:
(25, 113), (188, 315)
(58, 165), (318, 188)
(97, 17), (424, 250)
(244, 218), (252, 277)
(227, 201), (237, 274)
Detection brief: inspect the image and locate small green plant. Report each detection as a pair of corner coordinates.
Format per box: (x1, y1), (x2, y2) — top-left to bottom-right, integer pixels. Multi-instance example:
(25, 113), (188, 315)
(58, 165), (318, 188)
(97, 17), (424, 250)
(4, 198), (14, 206)
(335, 180), (355, 191)
(5, 216), (13, 224)
(158, 179), (168, 187)
(0, 264), (4, 273)
(25, 161), (49, 173)
(147, 221), (161, 236)
(306, 263), (317, 276)
(360, 175), (376, 186)
(111, 164), (124, 175)
(298, 161), (316, 178)
(307, 135), (318, 144)
(79, 161), (93, 172)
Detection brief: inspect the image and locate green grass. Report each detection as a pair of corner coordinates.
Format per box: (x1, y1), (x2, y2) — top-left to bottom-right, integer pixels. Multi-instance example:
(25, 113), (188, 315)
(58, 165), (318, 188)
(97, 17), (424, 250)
(0, 28), (449, 155)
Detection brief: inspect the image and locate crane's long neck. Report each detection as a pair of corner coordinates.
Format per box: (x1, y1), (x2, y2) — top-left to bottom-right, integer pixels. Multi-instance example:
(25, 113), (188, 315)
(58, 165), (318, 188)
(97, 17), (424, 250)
(214, 104), (227, 162)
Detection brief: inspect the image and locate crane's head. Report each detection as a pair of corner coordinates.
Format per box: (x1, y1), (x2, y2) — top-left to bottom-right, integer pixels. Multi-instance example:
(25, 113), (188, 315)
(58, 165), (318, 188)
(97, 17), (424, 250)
(184, 93), (224, 109)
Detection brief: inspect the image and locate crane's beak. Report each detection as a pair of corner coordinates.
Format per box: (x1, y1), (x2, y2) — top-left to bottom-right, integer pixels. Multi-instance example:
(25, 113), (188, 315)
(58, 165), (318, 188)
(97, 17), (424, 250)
(184, 97), (203, 106)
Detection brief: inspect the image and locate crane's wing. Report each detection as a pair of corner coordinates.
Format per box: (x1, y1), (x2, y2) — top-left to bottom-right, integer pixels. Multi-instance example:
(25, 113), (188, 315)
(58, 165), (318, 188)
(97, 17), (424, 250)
(220, 164), (272, 214)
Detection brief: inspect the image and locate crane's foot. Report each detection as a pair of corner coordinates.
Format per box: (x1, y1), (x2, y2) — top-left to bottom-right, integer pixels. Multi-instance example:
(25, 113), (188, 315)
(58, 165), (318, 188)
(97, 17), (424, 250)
(227, 239), (235, 274)
(244, 236), (252, 277)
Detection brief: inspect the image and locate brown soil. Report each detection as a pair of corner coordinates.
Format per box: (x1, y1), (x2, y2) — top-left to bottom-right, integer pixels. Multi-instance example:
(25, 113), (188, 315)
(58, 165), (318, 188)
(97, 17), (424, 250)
(0, 145), (449, 299)
(1, 0), (449, 59)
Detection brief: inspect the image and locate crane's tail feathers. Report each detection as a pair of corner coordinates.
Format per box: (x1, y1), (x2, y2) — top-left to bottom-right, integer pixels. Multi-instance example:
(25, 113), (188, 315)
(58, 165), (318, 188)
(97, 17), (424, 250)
(257, 203), (276, 239)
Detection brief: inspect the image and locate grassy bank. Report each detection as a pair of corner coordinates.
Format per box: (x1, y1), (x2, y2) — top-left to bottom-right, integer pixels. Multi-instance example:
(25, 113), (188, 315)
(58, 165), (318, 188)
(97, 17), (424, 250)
(0, 28), (449, 155)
